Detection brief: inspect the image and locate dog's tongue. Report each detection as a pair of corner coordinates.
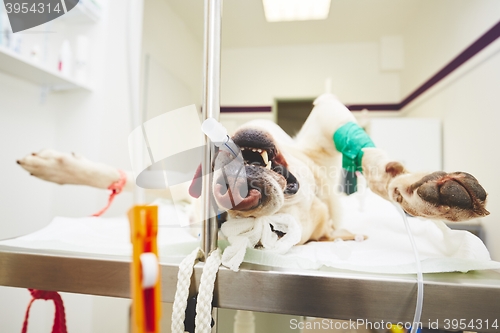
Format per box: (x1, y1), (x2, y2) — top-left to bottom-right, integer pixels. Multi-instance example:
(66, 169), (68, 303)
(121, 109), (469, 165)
(213, 184), (261, 211)
(189, 164), (203, 198)
(232, 189), (261, 210)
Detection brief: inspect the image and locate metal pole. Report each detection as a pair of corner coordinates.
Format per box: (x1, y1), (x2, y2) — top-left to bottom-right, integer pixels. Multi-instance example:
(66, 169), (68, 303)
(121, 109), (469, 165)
(201, 0), (222, 258)
(127, 0), (146, 205)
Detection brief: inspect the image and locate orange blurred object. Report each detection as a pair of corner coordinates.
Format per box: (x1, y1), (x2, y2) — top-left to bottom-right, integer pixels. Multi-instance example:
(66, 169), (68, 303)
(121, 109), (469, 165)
(129, 205), (162, 333)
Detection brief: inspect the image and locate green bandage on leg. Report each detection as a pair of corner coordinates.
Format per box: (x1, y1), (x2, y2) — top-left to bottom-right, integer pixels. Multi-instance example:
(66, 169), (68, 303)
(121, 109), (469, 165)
(333, 122), (375, 172)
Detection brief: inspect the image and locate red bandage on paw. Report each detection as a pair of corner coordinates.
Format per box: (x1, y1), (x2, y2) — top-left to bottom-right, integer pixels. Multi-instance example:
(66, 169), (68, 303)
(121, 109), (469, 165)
(92, 169), (127, 217)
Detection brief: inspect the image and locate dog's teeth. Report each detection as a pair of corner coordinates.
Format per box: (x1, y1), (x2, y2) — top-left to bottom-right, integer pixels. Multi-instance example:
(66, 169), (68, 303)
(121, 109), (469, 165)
(266, 161), (272, 170)
(257, 149), (262, 153)
(252, 148), (257, 152)
(261, 150), (269, 165)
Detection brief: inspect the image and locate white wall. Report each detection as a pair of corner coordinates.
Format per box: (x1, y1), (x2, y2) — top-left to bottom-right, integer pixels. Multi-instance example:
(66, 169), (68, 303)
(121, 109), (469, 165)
(400, 1), (500, 260)
(141, 0), (203, 119)
(221, 42), (400, 106)
(400, 0), (500, 97)
(219, 41), (401, 135)
(0, 73), (57, 240)
(369, 118), (442, 172)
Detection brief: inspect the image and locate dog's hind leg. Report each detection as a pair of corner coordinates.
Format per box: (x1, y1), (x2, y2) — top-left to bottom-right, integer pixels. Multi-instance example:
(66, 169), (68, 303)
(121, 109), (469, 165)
(362, 148), (489, 222)
(294, 93), (489, 223)
(295, 93), (357, 161)
(292, 94), (358, 230)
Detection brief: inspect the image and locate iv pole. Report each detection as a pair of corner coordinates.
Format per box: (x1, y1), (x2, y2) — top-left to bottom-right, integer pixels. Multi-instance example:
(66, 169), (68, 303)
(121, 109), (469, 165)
(201, 0), (222, 258)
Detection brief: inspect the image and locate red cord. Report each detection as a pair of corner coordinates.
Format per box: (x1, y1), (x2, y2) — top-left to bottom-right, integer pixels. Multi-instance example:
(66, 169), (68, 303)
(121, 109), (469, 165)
(92, 169), (127, 217)
(22, 170), (127, 333)
(22, 289), (68, 333)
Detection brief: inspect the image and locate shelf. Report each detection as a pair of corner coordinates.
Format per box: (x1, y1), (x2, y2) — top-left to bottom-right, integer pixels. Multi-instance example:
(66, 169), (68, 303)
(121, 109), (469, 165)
(0, 46), (92, 91)
(1, 245), (499, 331)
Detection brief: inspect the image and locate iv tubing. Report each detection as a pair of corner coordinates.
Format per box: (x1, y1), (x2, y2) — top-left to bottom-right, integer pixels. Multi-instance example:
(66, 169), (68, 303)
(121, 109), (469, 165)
(394, 204), (424, 333)
(224, 141), (238, 157)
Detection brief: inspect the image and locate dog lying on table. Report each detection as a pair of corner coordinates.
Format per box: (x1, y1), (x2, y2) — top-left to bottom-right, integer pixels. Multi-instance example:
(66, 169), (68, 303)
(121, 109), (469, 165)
(17, 94), (489, 248)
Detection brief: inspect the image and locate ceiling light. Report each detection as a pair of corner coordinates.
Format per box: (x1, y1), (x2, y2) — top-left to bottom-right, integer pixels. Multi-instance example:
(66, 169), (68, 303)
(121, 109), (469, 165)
(262, 0), (331, 22)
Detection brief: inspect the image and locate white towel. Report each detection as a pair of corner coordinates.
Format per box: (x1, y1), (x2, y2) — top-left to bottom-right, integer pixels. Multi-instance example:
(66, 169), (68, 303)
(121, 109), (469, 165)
(220, 214), (302, 271)
(235, 190), (500, 274)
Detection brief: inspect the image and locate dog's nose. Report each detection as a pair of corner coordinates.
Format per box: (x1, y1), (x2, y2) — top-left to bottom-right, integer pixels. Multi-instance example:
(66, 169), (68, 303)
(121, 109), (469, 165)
(214, 176), (261, 211)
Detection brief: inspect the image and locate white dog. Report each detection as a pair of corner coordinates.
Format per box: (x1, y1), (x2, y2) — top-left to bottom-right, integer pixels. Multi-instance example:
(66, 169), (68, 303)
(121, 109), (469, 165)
(18, 94), (489, 245)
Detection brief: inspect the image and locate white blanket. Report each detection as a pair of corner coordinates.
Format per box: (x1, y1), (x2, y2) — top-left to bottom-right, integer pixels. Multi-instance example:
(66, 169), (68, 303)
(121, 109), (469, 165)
(1, 192), (499, 274)
(231, 190), (500, 273)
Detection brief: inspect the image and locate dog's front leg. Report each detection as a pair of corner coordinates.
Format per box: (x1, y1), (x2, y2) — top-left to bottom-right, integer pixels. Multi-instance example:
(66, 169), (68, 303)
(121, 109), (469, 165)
(17, 149), (196, 205)
(362, 147), (489, 222)
(17, 149), (135, 191)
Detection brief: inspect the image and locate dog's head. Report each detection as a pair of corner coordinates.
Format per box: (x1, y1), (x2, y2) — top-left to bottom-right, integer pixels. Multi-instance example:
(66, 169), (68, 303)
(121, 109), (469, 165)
(211, 126), (300, 218)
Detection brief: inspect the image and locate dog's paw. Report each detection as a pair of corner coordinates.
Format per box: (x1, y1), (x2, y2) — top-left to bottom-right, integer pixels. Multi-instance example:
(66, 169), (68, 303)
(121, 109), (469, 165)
(389, 171), (489, 222)
(17, 149), (120, 189)
(17, 149), (89, 185)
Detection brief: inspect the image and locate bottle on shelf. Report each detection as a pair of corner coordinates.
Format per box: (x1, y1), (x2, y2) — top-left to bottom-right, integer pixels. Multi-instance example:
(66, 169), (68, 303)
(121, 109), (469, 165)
(58, 40), (73, 77)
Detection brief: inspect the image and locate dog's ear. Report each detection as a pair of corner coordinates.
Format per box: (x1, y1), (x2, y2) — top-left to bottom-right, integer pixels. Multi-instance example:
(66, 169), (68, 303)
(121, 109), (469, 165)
(189, 164), (203, 198)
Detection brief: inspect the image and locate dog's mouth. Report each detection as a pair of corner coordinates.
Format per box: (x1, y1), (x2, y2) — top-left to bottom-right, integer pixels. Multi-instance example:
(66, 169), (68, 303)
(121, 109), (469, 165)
(211, 129), (300, 215)
(239, 145), (299, 196)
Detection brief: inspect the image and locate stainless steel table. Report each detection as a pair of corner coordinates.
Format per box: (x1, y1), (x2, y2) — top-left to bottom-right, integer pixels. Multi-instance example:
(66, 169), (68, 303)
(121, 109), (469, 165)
(1, 245), (499, 332)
